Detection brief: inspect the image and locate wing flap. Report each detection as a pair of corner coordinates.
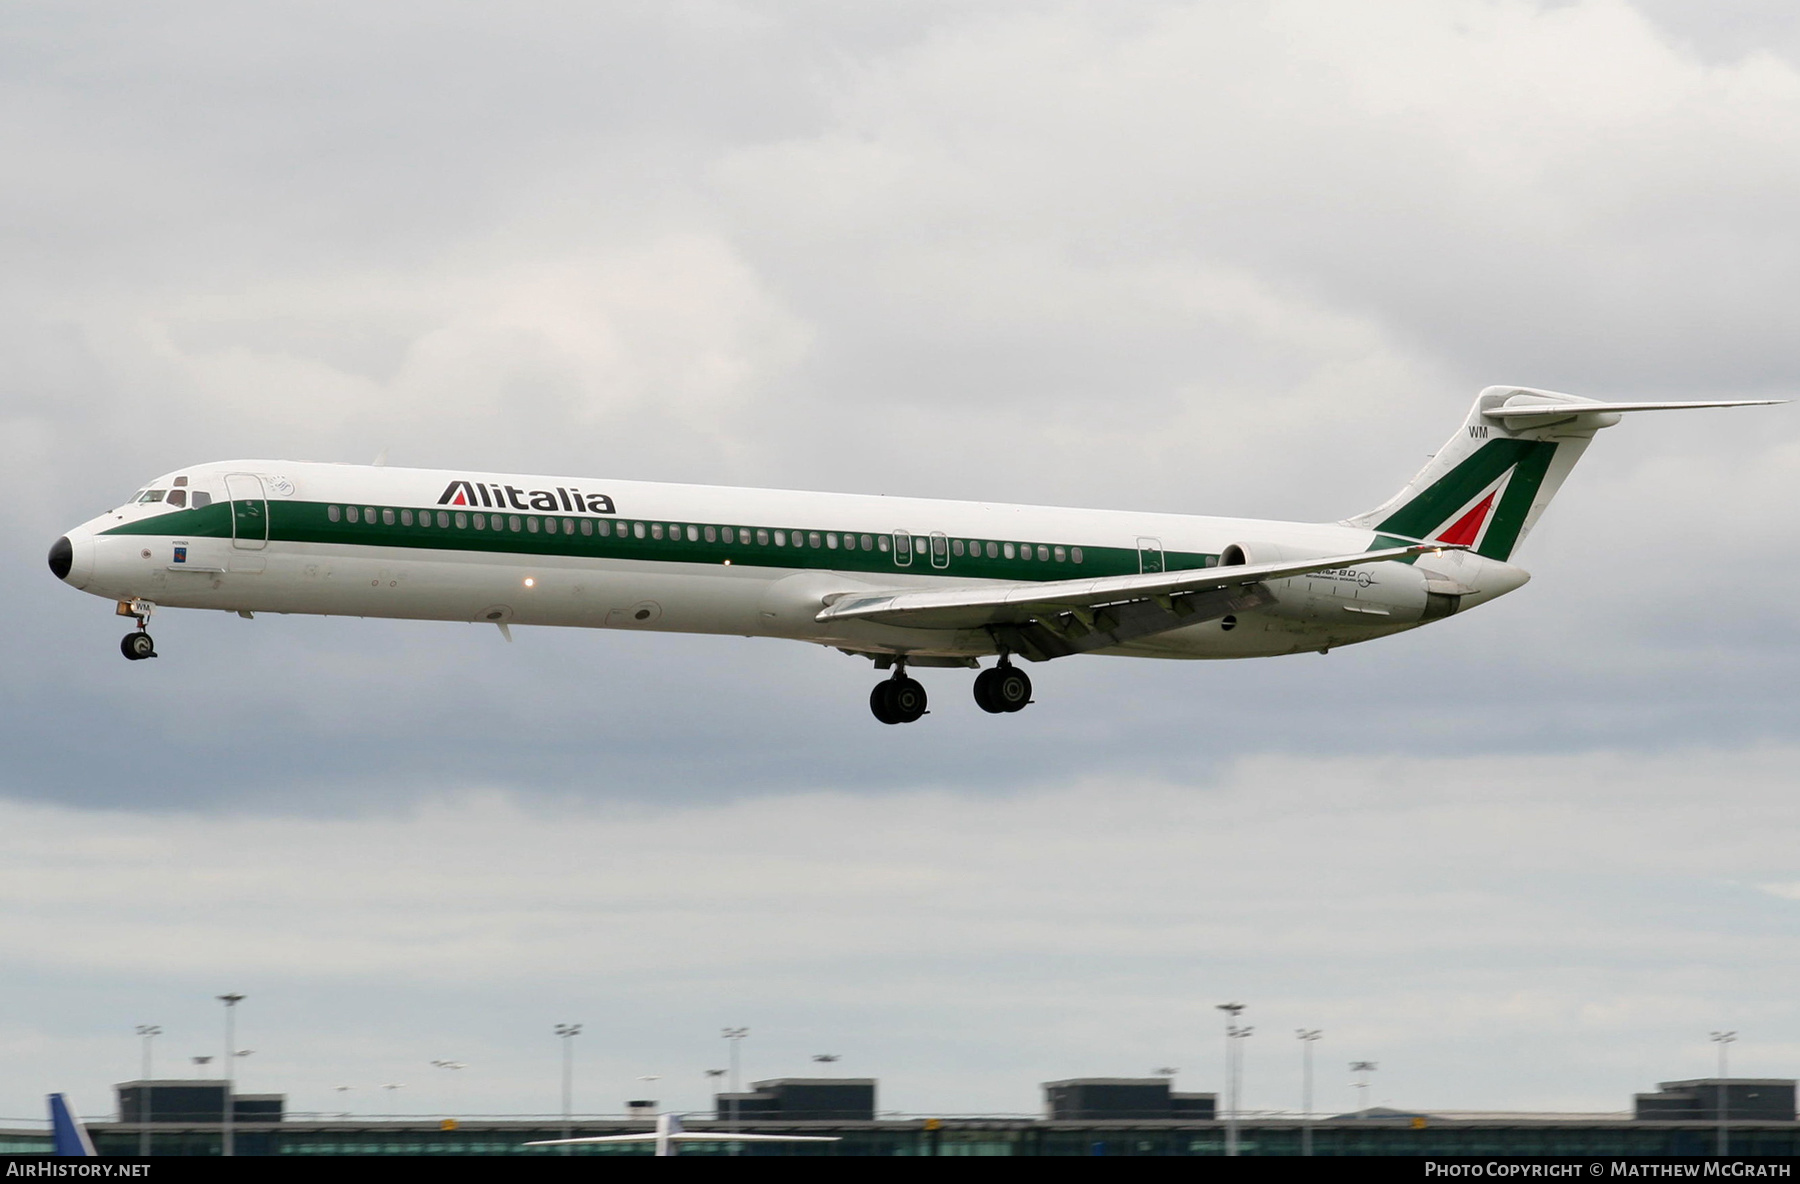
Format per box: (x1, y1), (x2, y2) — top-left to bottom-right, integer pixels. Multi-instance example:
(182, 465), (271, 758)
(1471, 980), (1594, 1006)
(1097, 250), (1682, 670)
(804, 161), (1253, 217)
(815, 543), (1447, 631)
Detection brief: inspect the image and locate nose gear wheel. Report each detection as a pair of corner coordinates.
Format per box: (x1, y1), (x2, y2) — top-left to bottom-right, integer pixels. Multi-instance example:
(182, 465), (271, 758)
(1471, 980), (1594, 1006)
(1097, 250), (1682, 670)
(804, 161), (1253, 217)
(121, 632), (157, 661)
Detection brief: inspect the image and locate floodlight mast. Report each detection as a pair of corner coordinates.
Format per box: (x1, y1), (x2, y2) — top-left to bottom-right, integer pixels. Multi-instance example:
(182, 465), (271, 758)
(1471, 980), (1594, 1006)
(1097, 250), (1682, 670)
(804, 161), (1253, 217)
(1296, 1030), (1322, 1157)
(722, 1028), (750, 1151)
(215, 994), (245, 1157)
(134, 1025), (161, 1157)
(554, 1024), (582, 1153)
(1216, 1004), (1250, 1157)
(1351, 1061), (1378, 1113)
(1711, 1031), (1737, 1156)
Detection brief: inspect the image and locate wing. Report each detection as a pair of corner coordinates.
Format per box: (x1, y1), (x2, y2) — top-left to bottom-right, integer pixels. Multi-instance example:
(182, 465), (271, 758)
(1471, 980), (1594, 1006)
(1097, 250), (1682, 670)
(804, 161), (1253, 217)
(816, 543), (1450, 661)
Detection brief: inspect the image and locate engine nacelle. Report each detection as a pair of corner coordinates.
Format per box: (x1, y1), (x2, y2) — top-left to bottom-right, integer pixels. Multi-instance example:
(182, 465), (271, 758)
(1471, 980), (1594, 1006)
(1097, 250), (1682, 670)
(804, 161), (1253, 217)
(1219, 541), (1458, 625)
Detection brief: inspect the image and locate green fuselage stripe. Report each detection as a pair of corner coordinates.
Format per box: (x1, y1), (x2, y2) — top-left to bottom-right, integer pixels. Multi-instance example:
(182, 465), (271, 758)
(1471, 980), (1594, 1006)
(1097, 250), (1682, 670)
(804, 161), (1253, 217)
(103, 501), (1222, 583)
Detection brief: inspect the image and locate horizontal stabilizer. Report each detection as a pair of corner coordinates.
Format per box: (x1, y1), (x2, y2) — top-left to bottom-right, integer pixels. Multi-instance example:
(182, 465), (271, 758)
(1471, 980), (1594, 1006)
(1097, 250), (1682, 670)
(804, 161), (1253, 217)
(1483, 398), (1784, 421)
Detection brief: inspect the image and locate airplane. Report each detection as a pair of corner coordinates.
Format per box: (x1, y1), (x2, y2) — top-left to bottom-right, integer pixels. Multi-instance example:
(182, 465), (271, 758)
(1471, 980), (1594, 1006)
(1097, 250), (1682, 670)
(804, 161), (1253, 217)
(47, 387), (1779, 724)
(48, 1093), (97, 1157)
(524, 1110), (839, 1156)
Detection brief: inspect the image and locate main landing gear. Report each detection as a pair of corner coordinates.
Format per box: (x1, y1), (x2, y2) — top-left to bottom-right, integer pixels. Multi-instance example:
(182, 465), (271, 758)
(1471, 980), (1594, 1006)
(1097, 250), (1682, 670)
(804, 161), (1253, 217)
(973, 659), (1032, 714)
(867, 658), (1034, 723)
(869, 667), (928, 725)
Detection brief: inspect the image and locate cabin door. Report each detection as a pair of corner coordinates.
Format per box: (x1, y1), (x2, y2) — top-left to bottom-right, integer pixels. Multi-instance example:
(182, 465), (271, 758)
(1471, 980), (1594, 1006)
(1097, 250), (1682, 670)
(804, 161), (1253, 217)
(225, 474), (269, 550)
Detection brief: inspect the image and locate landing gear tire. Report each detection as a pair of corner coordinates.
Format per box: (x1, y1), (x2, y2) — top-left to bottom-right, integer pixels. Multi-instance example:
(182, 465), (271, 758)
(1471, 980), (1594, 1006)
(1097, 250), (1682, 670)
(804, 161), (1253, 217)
(974, 665), (1032, 713)
(870, 676), (927, 725)
(121, 632), (157, 661)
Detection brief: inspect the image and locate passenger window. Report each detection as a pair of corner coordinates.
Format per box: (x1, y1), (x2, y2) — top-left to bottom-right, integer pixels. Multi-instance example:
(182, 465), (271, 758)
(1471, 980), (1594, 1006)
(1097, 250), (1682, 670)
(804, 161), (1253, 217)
(382, 509), (396, 525)
(437, 511), (449, 528)
(952, 539), (964, 556)
(401, 509), (414, 526)
(721, 527), (734, 543)
(1072, 547), (1084, 564)
(328, 505), (342, 522)
(167, 489), (187, 508)
(687, 525), (700, 542)
(861, 534), (873, 551)
(986, 541), (998, 558)
(1004, 543), (1016, 559)
(473, 514), (486, 530)
(809, 531), (822, 548)
(842, 534), (855, 551)
(526, 517), (539, 533)
(1037, 545), (1049, 561)
(580, 519), (593, 536)
(757, 529), (769, 545)
(877, 535), (890, 552)
(346, 506), (359, 523)
(596, 520), (610, 536)
(364, 507), (376, 523)
(651, 523), (664, 540)
(509, 515), (522, 532)
(633, 522), (646, 539)
(704, 525), (717, 543)
(774, 531), (786, 546)
(192, 492), (212, 508)
(1054, 545), (1066, 562)
(455, 512), (467, 529)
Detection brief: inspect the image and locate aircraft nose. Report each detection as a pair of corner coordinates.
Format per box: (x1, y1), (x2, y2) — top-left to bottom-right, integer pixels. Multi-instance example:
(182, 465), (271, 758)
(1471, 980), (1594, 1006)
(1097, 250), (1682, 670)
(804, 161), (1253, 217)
(48, 536), (72, 579)
(48, 533), (93, 589)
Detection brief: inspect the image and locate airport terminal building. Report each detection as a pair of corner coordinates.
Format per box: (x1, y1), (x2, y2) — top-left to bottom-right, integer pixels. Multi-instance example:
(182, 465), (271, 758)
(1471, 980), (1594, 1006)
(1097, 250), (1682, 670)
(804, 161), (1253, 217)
(5, 1075), (1798, 1156)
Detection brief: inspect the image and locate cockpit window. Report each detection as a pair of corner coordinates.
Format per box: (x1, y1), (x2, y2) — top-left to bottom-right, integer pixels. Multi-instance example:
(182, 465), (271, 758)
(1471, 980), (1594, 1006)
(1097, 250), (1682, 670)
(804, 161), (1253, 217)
(137, 490), (166, 503)
(192, 491), (212, 508)
(166, 489), (187, 508)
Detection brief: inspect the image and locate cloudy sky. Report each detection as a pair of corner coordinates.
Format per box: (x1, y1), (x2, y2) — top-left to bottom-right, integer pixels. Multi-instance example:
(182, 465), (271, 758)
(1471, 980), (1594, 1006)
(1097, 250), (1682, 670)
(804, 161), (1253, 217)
(5, 0), (1800, 1124)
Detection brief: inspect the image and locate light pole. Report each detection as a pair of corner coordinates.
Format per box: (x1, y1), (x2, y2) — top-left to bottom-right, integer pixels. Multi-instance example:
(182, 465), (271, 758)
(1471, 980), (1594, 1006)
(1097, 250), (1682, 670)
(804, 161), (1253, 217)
(722, 1028), (749, 1143)
(215, 994), (245, 1157)
(134, 1025), (161, 1157)
(1712, 1031), (1737, 1156)
(705, 1068), (726, 1114)
(1351, 1061), (1378, 1114)
(1216, 1003), (1250, 1157)
(554, 1024), (582, 1153)
(430, 1060), (467, 1119)
(1296, 1030), (1322, 1157)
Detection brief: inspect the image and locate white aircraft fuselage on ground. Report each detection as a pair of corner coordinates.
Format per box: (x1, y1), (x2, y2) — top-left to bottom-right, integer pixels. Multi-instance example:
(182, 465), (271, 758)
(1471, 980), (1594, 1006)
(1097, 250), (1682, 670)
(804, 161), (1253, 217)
(48, 387), (1777, 722)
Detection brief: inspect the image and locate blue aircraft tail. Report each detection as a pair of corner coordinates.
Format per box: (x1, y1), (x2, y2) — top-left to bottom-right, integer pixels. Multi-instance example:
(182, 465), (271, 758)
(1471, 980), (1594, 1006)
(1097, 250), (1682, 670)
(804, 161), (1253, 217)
(48, 1093), (96, 1156)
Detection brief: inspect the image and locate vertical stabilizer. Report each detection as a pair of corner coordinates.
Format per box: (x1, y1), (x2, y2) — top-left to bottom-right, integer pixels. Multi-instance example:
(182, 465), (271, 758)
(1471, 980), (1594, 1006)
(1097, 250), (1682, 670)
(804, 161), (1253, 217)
(1342, 388), (1604, 562)
(49, 1093), (96, 1157)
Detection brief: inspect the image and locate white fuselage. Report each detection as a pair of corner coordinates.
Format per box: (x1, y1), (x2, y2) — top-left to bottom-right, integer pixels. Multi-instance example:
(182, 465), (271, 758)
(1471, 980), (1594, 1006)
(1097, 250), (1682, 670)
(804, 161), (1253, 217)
(54, 460), (1529, 662)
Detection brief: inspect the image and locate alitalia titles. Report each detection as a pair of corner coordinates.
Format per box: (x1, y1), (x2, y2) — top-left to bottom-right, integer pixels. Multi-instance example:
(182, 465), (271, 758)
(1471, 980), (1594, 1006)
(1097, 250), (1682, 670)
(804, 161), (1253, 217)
(438, 480), (615, 515)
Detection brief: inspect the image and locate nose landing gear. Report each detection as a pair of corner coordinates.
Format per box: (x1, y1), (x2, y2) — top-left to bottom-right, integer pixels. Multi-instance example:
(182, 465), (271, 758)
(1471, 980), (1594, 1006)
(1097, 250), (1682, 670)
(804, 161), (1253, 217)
(869, 666), (928, 725)
(973, 659), (1032, 713)
(117, 598), (157, 661)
